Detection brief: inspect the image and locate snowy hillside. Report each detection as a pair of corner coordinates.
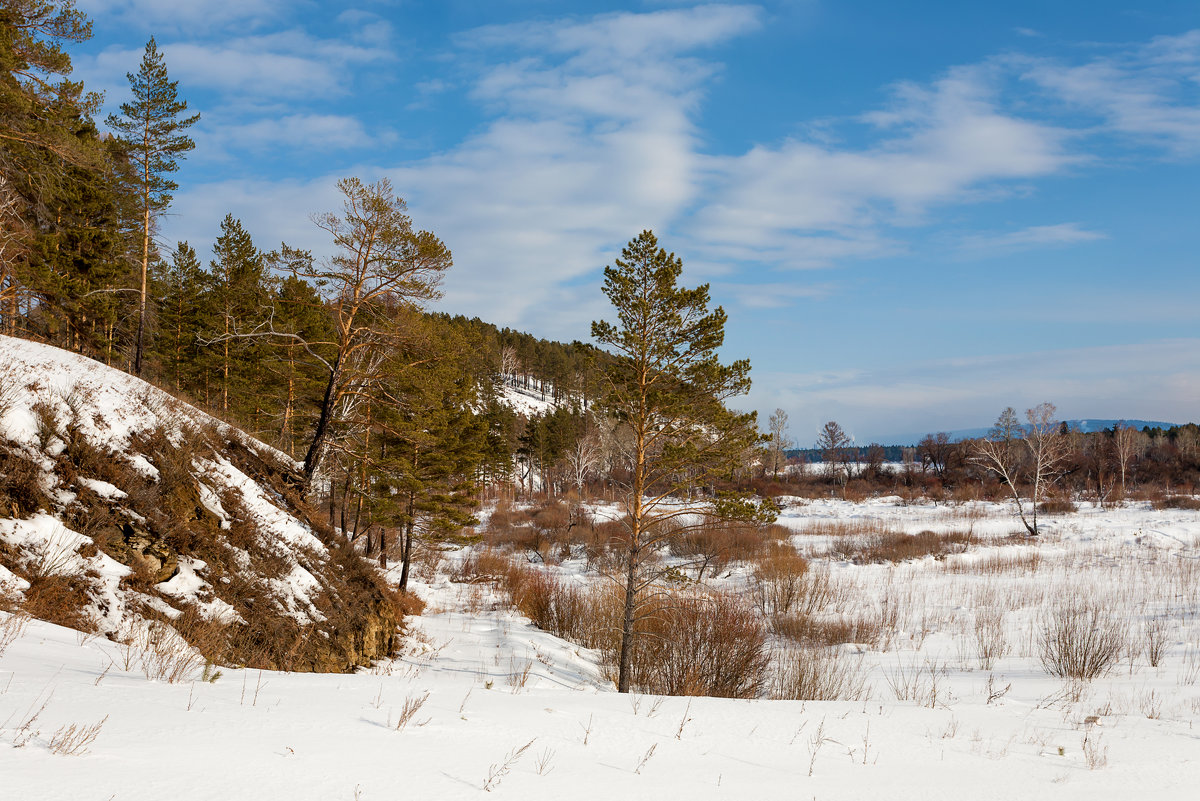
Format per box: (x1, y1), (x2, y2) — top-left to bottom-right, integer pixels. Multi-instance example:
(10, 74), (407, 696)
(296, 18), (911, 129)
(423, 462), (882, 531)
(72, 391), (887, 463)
(0, 335), (403, 672)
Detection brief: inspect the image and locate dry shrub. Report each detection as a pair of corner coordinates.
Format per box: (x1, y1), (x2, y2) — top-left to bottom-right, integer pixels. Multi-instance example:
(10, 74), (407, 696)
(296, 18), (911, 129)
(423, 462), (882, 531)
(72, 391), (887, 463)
(951, 484), (983, 503)
(675, 519), (767, 580)
(509, 569), (605, 647)
(1153, 494), (1200, 510)
(1039, 603), (1125, 680)
(750, 545), (810, 615)
(0, 446), (52, 517)
(770, 613), (879, 648)
(0, 610), (31, 656)
(769, 646), (868, 700)
(620, 591), (770, 698)
(19, 574), (94, 632)
(132, 620), (205, 683)
(504, 565), (769, 698)
(1038, 496), (1078, 515)
(587, 517), (629, 572)
(834, 530), (978, 564)
(483, 500), (534, 548)
(974, 608), (1008, 669)
(451, 547), (517, 584)
(1140, 617), (1169, 668)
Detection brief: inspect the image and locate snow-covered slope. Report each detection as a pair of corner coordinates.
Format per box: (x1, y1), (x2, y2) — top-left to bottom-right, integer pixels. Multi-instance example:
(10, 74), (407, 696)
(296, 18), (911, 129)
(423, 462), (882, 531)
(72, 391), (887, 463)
(0, 335), (402, 672)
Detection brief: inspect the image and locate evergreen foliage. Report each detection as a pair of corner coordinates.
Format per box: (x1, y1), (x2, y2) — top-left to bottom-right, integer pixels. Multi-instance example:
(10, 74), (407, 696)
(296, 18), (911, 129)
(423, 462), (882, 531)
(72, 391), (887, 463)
(106, 35), (198, 375)
(591, 229), (771, 693)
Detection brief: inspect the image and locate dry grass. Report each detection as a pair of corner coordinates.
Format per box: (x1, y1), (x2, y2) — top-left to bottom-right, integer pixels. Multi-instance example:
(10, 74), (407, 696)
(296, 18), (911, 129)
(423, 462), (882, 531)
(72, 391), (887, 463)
(833, 530), (979, 564)
(768, 646), (869, 701)
(0, 610), (30, 656)
(48, 715), (108, 756)
(973, 608), (1008, 670)
(1153, 494), (1200, 510)
(942, 549), (1042, 575)
(1039, 603), (1125, 680)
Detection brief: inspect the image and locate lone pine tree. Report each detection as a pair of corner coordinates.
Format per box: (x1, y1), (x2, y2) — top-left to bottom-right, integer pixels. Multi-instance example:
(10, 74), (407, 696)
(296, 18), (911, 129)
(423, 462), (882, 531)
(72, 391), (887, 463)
(591, 229), (771, 693)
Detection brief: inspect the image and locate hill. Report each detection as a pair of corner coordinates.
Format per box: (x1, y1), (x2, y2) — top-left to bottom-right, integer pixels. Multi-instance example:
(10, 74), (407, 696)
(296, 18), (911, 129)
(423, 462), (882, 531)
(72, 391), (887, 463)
(874, 419), (1184, 447)
(0, 335), (407, 673)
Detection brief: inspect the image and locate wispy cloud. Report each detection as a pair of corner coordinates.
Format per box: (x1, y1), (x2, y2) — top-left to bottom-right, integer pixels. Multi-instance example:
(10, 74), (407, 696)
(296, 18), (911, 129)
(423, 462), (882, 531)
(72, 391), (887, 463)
(955, 222), (1106, 256)
(750, 339), (1200, 441)
(77, 0), (289, 33)
(1020, 30), (1200, 155)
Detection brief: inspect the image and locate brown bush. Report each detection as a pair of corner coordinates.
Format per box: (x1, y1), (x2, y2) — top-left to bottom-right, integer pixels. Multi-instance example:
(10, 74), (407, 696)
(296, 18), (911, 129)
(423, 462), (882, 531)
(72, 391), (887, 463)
(620, 591), (770, 698)
(19, 573), (94, 632)
(1153, 494), (1200, 510)
(1039, 603), (1125, 680)
(0, 446), (52, 517)
(1038, 497), (1078, 515)
(750, 544), (809, 615)
(833, 530), (978, 564)
(451, 547), (516, 584)
(675, 519), (768, 580)
(501, 562), (769, 698)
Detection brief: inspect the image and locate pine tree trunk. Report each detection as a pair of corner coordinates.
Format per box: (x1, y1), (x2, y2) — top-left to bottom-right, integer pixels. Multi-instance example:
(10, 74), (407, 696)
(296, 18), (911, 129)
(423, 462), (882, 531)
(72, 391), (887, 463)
(134, 203), (149, 376)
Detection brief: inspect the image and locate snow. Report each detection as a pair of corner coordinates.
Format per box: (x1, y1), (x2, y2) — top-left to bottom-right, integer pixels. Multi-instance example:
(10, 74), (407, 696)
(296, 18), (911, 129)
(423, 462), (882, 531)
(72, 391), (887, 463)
(75, 477), (127, 500)
(498, 383), (558, 417)
(3, 496), (1199, 798)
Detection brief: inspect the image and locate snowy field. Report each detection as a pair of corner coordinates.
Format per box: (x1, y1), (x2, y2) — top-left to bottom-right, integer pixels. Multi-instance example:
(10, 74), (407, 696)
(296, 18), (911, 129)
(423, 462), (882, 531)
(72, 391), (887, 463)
(4, 497), (1200, 800)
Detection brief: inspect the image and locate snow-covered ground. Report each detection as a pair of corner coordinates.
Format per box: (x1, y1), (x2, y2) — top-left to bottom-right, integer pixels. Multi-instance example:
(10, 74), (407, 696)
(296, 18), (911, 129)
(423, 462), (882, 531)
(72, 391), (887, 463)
(3, 336), (1199, 798)
(4, 496), (1200, 799)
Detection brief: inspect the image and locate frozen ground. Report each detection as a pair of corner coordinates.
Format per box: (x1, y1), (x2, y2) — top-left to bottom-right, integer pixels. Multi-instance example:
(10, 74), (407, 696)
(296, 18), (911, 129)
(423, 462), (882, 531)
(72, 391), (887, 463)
(4, 496), (1200, 800)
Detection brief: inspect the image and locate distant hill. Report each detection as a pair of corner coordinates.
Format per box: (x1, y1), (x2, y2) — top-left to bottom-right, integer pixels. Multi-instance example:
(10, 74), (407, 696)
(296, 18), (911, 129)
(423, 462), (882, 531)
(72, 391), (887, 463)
(874, 419), (1185, 447)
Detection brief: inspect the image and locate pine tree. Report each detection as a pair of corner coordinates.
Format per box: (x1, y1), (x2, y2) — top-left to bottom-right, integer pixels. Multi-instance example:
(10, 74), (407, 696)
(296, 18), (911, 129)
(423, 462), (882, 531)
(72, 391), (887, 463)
(206, 214), (269, 421)
(294, 177), (452, 490)
(371, 319), (484, 587)
(591, 229), (771, 693)
(154, 241), (206, 390)
(0, 0), (107, 333)
(268, 265), (334, 457)
(106, 36), (198, 375)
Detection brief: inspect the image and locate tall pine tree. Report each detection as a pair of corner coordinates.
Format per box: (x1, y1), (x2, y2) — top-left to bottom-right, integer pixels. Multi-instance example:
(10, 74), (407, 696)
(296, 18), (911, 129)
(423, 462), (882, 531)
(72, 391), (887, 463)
(106, 36), (198, 375)
(591, 230), (771, 693)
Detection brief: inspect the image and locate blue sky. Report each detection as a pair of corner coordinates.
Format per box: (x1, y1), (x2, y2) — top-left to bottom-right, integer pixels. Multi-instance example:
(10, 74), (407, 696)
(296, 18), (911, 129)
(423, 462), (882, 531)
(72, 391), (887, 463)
(72, 1), (1200, 444)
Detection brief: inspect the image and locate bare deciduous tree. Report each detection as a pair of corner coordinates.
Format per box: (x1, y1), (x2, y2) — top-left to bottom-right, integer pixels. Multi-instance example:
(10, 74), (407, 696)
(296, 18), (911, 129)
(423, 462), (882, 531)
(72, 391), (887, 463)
(975, 402), (1069, 536)
(816, 420), (853, 495)
(766, 408), (793, 479)
(1111, 422), (1146, 501)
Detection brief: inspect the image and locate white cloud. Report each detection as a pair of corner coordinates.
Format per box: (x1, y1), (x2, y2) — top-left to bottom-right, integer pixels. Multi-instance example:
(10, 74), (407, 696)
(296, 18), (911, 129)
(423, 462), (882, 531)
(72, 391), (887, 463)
(955, 222), (1106, 256)
(200, 114), (383, 154)
(77, 0), (290, 32)
(1021, 30), (1200, 155)
(83, 28), (392, 105)
(691, 64), (1078, 268)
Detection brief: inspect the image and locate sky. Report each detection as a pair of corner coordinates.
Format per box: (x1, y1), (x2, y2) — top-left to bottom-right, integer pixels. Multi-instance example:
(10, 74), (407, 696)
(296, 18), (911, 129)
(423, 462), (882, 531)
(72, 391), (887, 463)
(69, 0), (1200, 444)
